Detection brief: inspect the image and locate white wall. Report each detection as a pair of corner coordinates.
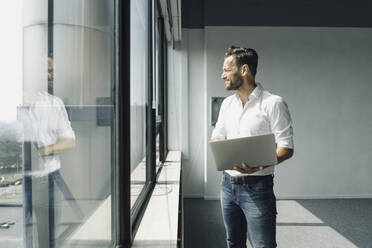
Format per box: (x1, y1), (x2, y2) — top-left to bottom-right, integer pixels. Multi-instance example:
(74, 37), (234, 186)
(167, 43), (184, 152)
(172, 27), (372, 199)
(167, 30), (207, 197)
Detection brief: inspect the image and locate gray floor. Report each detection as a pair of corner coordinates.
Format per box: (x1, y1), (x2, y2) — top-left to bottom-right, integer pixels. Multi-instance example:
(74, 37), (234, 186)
(184, 198), (372, 248)
(2, 199), (372, 247)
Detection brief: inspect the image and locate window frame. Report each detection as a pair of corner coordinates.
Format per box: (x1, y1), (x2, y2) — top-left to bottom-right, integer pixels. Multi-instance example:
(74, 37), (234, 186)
(155, 1), (168, 163)
(119, 0), (169, 245)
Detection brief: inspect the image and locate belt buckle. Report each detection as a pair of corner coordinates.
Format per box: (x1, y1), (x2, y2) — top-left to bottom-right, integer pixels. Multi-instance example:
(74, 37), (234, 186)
(229, 176), (234, 184)
(230, 176), (238, 184)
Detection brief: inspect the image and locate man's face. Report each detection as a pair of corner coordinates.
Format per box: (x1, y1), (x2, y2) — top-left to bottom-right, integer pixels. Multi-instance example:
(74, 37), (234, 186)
(221, 56), (243, 91)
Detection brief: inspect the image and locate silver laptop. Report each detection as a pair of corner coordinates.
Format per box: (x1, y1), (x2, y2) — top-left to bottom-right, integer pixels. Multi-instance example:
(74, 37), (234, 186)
(209, 133), (278, 171)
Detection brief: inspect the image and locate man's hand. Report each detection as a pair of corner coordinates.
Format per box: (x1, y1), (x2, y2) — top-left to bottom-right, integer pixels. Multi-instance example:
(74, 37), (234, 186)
(39, 145), (54, 156)
(234, 147), (294, 174)
(39, 138), (76, 156)
(211, 138), (222, 142)
(233, 162), (271, 174)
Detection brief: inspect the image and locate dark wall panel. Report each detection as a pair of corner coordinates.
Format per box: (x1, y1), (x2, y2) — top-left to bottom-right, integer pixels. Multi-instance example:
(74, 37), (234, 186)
(181, 0), (204, 28)
(182, 0), (372, 28)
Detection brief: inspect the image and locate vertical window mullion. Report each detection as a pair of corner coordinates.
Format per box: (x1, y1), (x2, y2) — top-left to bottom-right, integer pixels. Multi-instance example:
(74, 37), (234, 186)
(117, 0), (131, 246)
(47, 1), (55, 246)
(146, 0), (155, 183)
(163, 16), (168, 159)
(158, 16), (165, 162)
(47, 0), (54, 94)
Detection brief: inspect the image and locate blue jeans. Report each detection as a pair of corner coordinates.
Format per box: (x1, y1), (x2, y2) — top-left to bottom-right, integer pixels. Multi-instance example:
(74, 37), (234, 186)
(220, 173), (277, 248)
(24, 172), (62, 248)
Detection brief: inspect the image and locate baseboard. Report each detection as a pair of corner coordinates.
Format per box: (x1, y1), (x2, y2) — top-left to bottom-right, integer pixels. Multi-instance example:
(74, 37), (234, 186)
(276, 194), (372, 200)
(197, 194), (372, 200)
(183, 194), (204, 198)
(203, 195), (220, 200)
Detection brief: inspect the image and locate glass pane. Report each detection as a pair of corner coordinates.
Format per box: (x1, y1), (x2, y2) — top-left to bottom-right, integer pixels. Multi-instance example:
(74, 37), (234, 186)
(130, 0), (148, 208)
(0, 123), (23, 204)
(155, 16), (161, 118)
(0, 0), (24, 246)
(20, 0), (115, 247)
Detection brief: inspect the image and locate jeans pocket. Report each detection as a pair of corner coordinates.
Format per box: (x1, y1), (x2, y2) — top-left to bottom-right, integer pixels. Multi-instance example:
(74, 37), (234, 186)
(243, 179), (273, 195)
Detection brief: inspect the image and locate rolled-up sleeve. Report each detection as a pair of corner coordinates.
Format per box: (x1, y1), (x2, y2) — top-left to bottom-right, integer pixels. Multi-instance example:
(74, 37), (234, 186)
(211, 101), (227, 140)
(55, 99), (75, 140)
(269, 97), (294, 149)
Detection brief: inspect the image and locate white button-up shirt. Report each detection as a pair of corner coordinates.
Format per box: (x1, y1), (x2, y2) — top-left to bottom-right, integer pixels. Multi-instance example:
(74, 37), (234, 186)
(211, 83), (293, 176)
(18, 92), (75, 177)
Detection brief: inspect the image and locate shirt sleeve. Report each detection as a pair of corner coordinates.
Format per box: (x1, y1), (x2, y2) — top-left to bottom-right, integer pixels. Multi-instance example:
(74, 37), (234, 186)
(211, 101), (227, 140)
(55, 98), (76, 140)
(268, 97), (294, 149)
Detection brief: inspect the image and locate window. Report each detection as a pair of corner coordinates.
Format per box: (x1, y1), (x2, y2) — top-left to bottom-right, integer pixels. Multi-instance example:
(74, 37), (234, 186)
(22, 0), (116, 247)
(129, 0), (169, 239)
(130, 0), (149, 208)
(1, 0), (169, 246)
(155, 4), (168, 165)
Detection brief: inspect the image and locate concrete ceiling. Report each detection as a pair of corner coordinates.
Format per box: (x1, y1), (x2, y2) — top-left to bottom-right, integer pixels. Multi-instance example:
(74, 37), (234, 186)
(181, 0), (372, 28)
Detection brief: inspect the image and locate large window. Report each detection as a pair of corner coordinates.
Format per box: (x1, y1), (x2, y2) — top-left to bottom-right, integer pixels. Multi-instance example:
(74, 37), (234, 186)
(0, 0), (169, 247)
(130, 0), (149, 208)
(129, 0), (168, 238)
(155, 7), (168, 165)
(21, 0), (116, 247)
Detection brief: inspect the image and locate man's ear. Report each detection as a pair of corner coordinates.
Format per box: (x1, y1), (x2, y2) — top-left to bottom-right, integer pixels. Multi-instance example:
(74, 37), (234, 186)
(241, 64), (251, 77)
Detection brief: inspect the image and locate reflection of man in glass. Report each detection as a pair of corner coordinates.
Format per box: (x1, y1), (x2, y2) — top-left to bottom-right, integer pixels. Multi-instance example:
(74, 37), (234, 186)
(21, 91), (75, 175)
(19, 57), (75, 247)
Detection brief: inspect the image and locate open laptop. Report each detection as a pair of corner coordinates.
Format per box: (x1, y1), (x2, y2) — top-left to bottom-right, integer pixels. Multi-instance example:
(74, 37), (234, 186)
(209, 133), (278, 171)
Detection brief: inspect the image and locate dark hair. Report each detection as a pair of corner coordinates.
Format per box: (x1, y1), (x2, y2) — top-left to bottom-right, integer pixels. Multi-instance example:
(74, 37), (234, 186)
(225, 46), (258, 76)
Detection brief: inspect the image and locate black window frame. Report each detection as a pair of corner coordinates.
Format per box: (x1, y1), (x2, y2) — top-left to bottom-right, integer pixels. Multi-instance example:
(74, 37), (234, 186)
(155, 1), (168, 163)
(118, 0), (169, 246)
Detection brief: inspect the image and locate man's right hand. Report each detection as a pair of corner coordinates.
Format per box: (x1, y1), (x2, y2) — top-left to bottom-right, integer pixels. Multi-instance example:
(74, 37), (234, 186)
(233, 162), (271, 174)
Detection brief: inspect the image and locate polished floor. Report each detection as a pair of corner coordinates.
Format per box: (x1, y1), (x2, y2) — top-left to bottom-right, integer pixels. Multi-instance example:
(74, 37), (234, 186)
(2, 198), (372, 247)
(184, 198), (372, 248)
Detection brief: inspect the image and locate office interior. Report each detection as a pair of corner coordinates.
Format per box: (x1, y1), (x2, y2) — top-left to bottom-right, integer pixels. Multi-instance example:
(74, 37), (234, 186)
(0, 0), (371, 247)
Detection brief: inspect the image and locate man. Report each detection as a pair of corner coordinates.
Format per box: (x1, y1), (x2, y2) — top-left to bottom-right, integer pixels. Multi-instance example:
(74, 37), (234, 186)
(19, 90), (76, 247)
(19, 57), (76, 247)
(211, 46), (294, 248)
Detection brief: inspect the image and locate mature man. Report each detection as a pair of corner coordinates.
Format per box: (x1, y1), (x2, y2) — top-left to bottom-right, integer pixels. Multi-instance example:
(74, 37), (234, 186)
(19, 90), (76, 247)
(19, 57), (76, 247)
(211, 46), (294, 248)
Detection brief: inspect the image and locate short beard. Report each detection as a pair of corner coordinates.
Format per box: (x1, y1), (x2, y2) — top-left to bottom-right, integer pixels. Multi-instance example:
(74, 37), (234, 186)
(226, 77), (243, 91)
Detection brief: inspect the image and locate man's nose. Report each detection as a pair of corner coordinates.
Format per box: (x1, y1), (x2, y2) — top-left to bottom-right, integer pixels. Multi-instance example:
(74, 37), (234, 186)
(221, 73), (226, 80)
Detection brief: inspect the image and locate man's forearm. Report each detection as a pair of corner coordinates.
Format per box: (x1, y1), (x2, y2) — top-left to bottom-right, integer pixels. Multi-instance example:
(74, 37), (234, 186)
(41, 138), (76, 156)
(276, 147), (294, 164)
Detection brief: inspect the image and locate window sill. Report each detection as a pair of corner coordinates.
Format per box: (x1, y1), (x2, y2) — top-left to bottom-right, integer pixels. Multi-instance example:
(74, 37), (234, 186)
(132, 151), (182, 248)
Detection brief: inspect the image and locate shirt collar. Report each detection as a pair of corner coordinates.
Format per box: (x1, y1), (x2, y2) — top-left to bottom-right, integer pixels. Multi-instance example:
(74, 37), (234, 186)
(234, 82), (263, 100)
